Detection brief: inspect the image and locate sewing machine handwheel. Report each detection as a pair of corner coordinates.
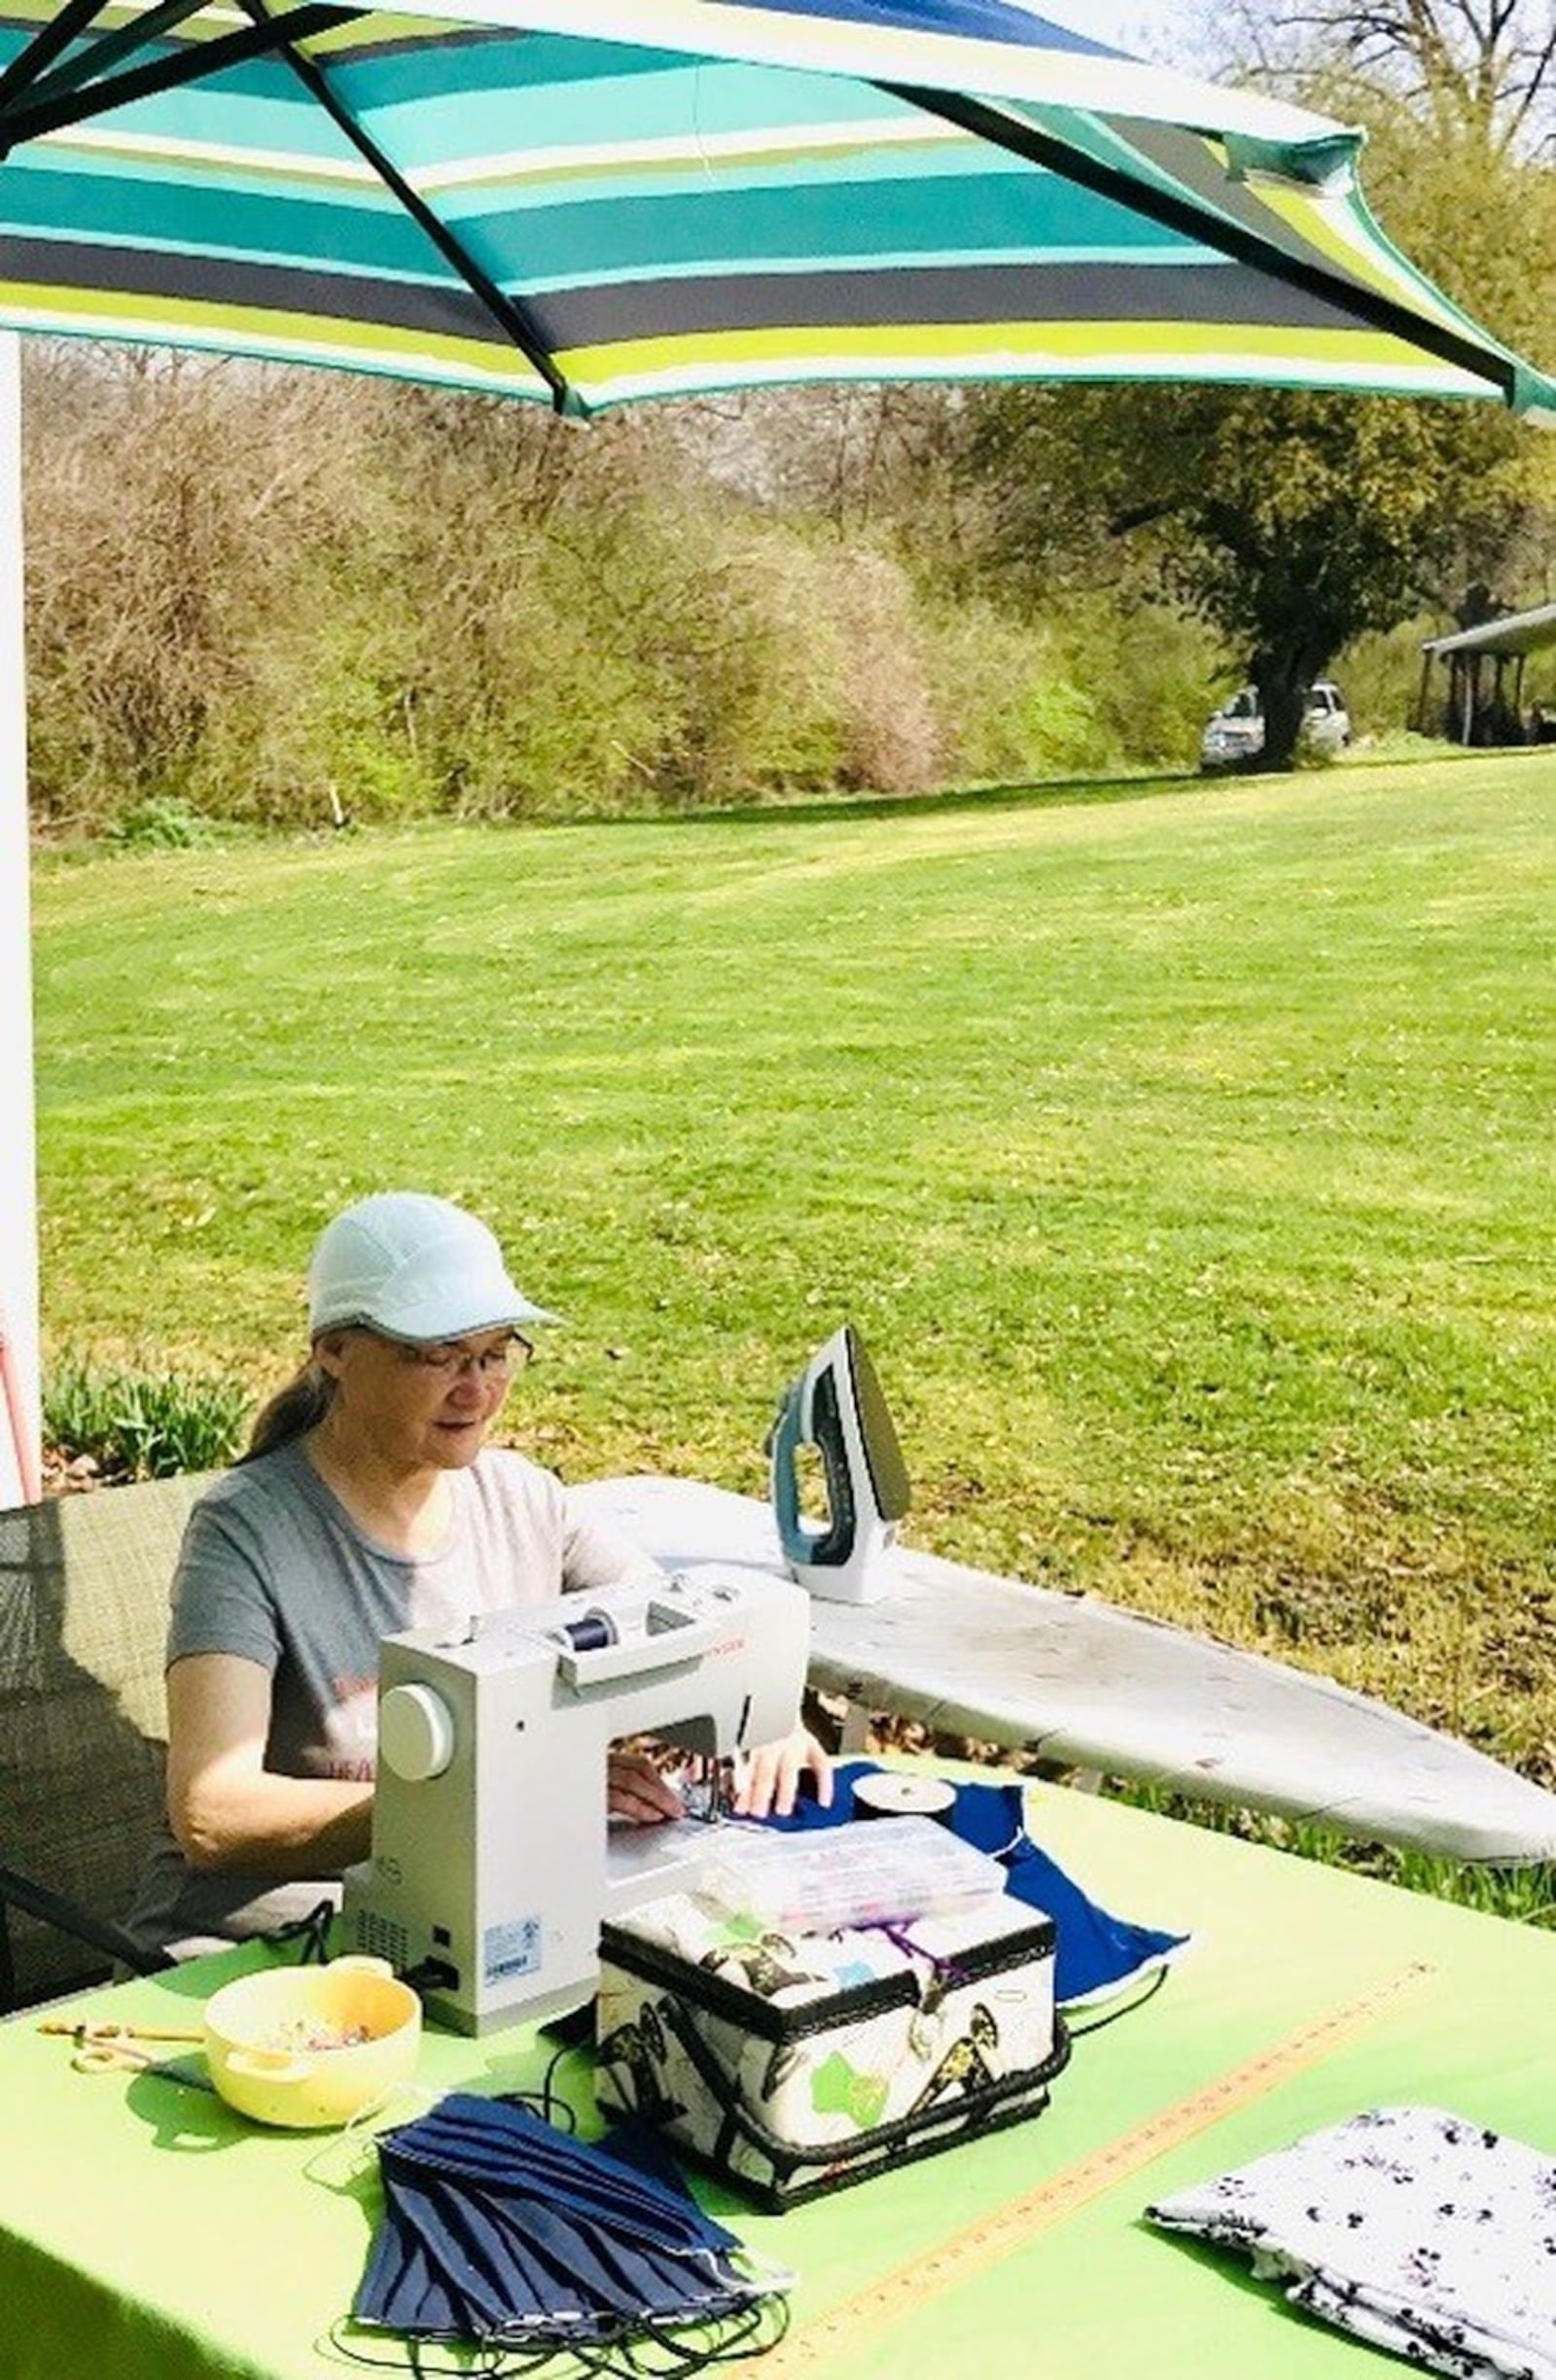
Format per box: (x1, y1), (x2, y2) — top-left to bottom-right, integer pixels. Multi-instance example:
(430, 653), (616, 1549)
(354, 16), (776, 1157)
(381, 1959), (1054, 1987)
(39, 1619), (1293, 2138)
(379, 1684), (455, 1782)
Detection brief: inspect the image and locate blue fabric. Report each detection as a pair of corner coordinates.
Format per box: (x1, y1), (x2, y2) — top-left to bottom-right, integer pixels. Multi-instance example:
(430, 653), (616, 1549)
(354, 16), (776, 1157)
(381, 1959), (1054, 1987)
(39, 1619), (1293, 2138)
(355, 2094), (765, 2344)
(756, 1762), (1188, 2007)
(725, 0), (1123, 59)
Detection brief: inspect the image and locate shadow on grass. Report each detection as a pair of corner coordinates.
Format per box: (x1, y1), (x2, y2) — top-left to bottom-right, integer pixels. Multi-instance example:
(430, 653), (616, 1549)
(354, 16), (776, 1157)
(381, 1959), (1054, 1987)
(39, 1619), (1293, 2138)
(557, 768), (1205, 834)
(538, 741), (1541, 835)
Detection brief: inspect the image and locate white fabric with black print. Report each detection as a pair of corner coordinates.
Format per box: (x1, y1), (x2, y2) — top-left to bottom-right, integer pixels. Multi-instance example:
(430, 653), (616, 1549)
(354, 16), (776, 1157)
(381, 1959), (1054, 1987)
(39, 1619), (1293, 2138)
(1148, 2105), (1556, 2380)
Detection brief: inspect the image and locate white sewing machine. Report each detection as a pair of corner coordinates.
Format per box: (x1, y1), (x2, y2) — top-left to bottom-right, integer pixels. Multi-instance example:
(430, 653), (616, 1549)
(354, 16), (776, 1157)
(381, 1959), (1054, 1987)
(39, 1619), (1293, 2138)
(341, 1567), (810, 2035)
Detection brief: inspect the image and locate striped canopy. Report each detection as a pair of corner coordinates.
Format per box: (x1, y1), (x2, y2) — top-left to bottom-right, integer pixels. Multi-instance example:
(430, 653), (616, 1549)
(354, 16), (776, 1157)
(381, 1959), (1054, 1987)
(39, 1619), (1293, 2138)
(0, 0), (1552, 419)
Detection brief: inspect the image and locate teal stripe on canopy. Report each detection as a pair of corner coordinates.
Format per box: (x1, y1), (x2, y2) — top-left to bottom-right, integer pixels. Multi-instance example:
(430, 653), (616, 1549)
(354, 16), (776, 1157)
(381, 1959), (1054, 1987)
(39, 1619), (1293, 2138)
(10, 169), (438, 280)
(0, 0), (1550, 422)
(463, 176), (1185, 277)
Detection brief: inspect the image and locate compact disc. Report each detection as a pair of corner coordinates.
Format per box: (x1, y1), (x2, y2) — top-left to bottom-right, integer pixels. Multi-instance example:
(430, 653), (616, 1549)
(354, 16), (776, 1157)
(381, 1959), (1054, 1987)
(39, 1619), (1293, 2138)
(851, 1772), (957, 1824)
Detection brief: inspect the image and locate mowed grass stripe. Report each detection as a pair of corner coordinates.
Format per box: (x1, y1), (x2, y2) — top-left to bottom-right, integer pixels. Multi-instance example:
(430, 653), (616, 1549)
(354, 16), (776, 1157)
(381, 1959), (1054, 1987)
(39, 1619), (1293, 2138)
(31, 752), (1556, 1775)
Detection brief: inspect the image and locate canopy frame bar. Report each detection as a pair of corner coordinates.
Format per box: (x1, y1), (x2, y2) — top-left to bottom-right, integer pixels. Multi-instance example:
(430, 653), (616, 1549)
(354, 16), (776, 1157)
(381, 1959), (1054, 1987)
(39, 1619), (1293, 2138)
(9, 0), (236, 113)
(237, 0), (573, 412)
(0, 1), (358, 151)
(881, 82), (1516, 404)
(0, 0), (575, 414)
(0, 0), (104, 110)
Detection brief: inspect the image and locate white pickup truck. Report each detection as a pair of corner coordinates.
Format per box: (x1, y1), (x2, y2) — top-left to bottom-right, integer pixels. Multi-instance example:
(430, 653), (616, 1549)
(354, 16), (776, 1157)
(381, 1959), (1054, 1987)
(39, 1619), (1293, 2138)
(1200, 679), (1351, 770)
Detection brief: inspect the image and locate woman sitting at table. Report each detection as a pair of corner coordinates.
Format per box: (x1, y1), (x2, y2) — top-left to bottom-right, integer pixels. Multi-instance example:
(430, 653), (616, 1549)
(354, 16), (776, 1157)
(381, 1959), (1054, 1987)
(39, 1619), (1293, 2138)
(125, 1190), (831, 1956)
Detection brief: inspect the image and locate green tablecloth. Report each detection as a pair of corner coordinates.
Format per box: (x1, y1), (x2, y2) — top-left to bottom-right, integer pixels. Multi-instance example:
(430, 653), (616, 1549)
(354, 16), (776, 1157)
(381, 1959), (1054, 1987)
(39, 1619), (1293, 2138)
(4, 1779), (1551, 2380)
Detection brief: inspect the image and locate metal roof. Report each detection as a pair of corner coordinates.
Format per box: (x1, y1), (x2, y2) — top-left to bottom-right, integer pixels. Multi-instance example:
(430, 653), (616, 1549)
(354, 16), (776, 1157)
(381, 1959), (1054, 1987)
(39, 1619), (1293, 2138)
(1421, 601), (1556, 659)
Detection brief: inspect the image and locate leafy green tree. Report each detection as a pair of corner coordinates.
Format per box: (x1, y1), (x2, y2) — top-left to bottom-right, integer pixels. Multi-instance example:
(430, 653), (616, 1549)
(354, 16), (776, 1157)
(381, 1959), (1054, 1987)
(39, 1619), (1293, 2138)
(1159, 389), (1529, 764)
(963, 375), (1529, 766)
(958, 66), (1553, 770)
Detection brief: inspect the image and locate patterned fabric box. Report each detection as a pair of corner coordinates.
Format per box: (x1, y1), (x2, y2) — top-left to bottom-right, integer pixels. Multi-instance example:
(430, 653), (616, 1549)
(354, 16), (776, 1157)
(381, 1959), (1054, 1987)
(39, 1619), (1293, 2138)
(596, 1889), (1068, 2208)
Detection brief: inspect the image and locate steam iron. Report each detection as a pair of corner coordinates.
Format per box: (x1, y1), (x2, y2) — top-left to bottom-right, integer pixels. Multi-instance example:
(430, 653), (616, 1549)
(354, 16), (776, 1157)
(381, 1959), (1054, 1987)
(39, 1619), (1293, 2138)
(768, 1324), (910, 1604)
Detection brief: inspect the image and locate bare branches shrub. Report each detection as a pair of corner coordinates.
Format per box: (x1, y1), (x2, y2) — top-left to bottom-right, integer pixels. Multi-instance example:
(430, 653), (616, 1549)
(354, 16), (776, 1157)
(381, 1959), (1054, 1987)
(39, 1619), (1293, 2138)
(21, 346), (1227, 822)
(534, 506), (849, 809)
(23, 347), (377, 827)
(919, 599), (1053, 786)
(824, 547), (943, 794)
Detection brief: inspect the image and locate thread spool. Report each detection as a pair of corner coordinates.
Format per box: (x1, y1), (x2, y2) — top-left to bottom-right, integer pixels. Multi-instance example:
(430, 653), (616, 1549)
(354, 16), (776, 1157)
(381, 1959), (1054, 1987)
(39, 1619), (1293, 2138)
(556, 1608), (618, 1655)
(850, 1772), (957, 1826)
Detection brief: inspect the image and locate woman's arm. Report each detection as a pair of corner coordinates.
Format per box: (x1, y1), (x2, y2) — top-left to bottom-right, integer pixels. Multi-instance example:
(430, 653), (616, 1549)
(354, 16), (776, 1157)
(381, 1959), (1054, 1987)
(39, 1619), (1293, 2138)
(165, 1653), (374, 1877)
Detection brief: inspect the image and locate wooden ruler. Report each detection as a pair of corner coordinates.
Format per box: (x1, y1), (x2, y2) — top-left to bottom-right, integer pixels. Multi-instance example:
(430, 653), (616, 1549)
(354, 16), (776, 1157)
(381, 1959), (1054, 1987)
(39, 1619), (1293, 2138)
(760, 1961), (1434, 2379)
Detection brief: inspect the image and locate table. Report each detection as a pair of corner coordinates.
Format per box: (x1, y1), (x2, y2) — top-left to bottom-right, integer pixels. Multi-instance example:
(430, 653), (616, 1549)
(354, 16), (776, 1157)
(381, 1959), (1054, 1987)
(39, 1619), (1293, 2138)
(4, 1777), (1553, 2380)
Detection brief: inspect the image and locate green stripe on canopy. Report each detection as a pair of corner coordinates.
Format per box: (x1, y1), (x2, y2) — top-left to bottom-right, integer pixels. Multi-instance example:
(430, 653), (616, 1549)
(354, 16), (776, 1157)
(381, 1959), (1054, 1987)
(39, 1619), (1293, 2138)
(0, 0), (1550, 420)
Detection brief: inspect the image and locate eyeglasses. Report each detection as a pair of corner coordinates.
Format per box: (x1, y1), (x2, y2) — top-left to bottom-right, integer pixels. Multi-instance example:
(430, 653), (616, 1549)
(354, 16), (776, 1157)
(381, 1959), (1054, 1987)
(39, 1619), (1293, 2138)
(391, 1332), (533, 1380)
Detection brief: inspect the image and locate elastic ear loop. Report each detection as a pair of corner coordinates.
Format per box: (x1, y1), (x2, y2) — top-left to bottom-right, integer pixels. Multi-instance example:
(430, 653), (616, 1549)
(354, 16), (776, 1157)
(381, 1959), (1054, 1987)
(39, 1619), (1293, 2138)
(302, 2079), (442, 2191)
(321, 2321), (522, 2376)
(494, 2035), (588, 2130)
(319, 2071), (793, 2378)
(318, 2082), (520, 2380)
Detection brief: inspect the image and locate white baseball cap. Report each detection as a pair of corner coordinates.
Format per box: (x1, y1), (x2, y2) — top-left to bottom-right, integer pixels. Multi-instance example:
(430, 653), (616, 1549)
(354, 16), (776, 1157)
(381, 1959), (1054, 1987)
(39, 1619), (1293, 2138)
(307, 1193), (557, 1343)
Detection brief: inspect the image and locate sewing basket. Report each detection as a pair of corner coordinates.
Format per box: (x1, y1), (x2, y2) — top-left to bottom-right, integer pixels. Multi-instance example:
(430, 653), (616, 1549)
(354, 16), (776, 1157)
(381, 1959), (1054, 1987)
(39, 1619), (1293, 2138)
(595, 1890), (1068, 2209)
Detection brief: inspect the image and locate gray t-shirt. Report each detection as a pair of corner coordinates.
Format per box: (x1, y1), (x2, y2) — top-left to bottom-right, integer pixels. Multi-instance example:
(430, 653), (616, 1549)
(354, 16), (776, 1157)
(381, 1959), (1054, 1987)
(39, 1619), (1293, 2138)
(124, 1439), (662, 1953)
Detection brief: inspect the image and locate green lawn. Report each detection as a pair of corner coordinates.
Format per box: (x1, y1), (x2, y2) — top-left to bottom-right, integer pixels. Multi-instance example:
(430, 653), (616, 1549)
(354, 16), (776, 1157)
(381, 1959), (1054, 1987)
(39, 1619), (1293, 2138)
(31, 752), (1556, 1780)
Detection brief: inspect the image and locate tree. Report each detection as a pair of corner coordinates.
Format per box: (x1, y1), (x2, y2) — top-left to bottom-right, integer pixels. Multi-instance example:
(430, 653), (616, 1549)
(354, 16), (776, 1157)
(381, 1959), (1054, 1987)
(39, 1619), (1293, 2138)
(957, 15), (1556, 770)
(1207, 0), (1556, 158)
(1150, 389), (1527, 763)
(962, 372), (1533, 766)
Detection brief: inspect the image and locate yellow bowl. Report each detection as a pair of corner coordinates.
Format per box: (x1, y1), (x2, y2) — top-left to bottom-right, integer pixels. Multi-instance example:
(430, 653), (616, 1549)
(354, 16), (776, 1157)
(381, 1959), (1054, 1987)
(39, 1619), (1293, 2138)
(202, 1954), (421, 2130)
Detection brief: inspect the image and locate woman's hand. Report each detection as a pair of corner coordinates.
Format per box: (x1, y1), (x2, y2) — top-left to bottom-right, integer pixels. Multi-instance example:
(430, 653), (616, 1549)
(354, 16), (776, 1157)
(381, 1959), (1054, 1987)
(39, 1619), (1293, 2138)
(607, 1746), (686, 1825)
(730, 1726), (834, 1821)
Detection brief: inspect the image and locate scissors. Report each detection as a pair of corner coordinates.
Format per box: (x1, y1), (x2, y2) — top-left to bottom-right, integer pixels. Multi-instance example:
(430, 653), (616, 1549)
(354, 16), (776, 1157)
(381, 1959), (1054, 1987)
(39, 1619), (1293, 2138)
(38, 2018), (206, 2078)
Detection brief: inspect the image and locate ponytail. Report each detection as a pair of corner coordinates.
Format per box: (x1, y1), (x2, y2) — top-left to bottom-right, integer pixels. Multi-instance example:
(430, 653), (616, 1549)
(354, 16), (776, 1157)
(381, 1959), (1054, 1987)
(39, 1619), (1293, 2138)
(243, 1362), (336, 1460)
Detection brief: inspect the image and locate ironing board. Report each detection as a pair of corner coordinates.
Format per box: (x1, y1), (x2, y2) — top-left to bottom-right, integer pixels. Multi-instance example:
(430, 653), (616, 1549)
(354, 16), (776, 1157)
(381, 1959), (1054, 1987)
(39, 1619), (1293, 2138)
(574, 1474), (1556, 1866)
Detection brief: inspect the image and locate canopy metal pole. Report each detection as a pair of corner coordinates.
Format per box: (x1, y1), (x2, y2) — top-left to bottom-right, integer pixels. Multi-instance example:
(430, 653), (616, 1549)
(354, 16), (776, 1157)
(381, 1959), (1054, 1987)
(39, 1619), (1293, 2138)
(0, 329), (41, 1505)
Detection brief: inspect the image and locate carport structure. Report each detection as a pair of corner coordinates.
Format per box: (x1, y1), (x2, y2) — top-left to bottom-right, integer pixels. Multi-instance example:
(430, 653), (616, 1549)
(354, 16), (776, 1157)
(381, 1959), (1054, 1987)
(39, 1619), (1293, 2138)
(1416, 599), (1556, 747)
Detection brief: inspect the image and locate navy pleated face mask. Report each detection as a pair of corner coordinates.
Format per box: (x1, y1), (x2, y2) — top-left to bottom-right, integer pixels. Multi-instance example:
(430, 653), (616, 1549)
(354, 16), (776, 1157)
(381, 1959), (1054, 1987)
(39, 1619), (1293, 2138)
(352, 2093), (786, 2356)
